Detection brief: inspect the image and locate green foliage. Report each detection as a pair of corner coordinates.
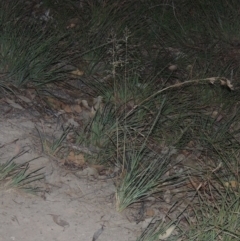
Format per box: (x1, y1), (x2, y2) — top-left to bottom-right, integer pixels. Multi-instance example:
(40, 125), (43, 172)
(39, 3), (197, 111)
(0, 1), (70, 88)
(0, 152), (44, 192)
(2, 1), (240, 240)
(137, 219), (178, 241)
(184, 193), (240, 241)
(146, 0), (240, 79)
(116, 147), (181, 212)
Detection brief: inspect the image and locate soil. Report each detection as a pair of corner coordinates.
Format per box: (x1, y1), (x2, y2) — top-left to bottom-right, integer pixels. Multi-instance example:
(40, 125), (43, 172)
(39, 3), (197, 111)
(0, 108), (140, 241)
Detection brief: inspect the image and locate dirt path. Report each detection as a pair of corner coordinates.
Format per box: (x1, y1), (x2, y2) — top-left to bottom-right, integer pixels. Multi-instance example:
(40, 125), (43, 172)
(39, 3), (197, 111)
(0, 115), (139, 241)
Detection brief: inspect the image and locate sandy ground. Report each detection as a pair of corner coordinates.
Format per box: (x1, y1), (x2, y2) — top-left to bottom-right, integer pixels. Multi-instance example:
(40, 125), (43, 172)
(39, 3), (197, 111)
(0, 114), (140, 241)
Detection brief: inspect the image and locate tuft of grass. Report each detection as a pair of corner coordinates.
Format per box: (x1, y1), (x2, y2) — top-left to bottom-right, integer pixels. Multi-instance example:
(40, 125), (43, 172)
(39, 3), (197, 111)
(115, 146), (181, 212)
(137, 218), (178, 241)
(0, 1), (71, 89)
(0, 152), (44, 193)
(37, 125), (72, 157)
(184, 192), (240, 241)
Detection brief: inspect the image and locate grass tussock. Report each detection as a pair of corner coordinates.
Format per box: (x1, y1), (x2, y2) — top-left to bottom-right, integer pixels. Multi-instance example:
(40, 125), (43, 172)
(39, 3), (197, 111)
(0, 1), (71, 89)
(0, 152), (44, 193)
(183, 192), (240, 241)
(116, 146), (181, 212)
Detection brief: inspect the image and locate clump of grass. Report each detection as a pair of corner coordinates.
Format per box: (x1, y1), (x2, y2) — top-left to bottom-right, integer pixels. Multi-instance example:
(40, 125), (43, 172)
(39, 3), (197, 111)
(137, 218), (178, 241)
(0, 153), (44, 193)
(0, 1), (70, 89)
(77, 103), (119, 163)
(183, 191), (240, 241)
(36, 125), (72, 157)
(146, 0), (240, 81)
(115, 146), (180, 212)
